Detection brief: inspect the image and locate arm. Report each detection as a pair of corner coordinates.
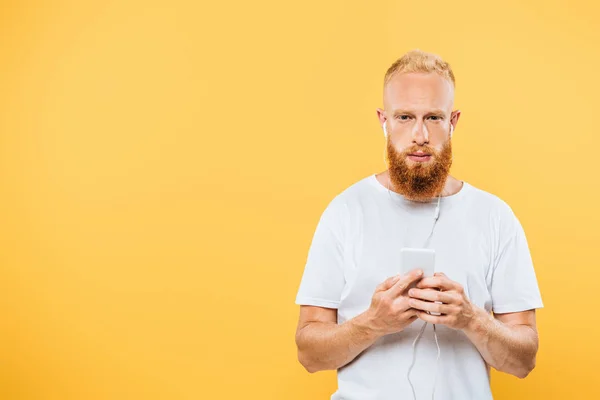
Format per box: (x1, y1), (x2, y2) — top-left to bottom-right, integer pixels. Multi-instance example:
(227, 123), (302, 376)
(295, 305), (381, 373)
(464, 309), (539, 378)
(467, 203), (542, 377)
(295, 270), (424, 373)
(409, 273), (540, 379)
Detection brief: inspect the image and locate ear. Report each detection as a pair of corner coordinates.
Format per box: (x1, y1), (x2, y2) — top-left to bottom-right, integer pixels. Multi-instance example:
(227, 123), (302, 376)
(376, 108), (386, 126)
(450, 109), (461, 130)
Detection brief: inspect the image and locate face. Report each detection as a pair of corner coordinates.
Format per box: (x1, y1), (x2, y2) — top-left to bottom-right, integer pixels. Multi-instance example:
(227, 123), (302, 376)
(377, 72), (460, 201)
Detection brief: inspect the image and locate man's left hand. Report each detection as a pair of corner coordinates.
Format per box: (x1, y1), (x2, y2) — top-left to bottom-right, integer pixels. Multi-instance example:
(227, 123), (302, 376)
(407, 272), (478, 330)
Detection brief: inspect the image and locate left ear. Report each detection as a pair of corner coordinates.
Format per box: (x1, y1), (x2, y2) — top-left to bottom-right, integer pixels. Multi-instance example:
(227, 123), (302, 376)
(450, 109), (461, 129)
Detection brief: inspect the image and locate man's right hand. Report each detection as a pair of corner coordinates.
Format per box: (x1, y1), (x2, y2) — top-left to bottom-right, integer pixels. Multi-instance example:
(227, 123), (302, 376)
(364, 269), (424, 336)
(295, 269), (425, 373)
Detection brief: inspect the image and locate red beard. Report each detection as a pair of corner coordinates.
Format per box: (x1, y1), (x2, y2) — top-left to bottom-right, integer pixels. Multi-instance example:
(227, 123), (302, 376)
(387, 139), (453, 202)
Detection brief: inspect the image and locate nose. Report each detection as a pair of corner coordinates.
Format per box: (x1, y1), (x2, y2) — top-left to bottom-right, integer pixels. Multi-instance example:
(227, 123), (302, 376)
(411, 121), (429, 145)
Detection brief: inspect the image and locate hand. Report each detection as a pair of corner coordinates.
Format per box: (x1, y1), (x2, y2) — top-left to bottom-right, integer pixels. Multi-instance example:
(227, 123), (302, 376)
(407, 272), (476, 330)
(365, 269), (424, 336)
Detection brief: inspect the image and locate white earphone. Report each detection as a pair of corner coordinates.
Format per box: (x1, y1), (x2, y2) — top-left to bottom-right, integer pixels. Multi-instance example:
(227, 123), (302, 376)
(382, 121), (454, 138)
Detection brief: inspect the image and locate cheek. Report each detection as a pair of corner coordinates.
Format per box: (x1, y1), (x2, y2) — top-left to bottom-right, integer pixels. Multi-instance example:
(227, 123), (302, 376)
(387, 144), (409, 159)
(429, 143), (445, 154)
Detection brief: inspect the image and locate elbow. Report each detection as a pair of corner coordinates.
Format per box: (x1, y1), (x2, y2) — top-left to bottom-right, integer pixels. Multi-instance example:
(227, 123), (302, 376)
(295, 326), (338, 373)
(516, 341), (539, 379)
(497, 364), (532, 379)
(297, 350), (320, 373)
(506, 332), (539, 379)
(520, 358), (537, 379)
(514, 367), (532, 379)
(296, 332), (319, 373)
(495, 355), (536, 379)
(296, 329), (329, 373)
(513, 357), (537, 379)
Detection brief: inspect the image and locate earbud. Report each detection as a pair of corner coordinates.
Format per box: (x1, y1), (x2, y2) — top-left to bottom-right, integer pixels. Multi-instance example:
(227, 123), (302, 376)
(450, 124), (454, 138)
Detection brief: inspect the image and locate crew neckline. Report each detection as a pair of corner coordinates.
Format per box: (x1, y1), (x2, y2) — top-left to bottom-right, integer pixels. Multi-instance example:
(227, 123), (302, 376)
(367, 173), (471, 206)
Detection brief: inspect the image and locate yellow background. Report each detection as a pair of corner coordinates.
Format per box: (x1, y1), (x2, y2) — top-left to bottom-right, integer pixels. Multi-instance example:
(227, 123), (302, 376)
(0, 0), (598, 399)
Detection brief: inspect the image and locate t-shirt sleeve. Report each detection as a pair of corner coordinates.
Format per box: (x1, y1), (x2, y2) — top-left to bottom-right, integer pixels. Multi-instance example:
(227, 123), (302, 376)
(490, 203), (544, 314)
(294, 196), (347, 309)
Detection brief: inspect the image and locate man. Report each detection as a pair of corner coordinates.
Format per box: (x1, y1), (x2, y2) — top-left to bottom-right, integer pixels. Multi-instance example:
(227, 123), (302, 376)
(294, 49), (543, 400)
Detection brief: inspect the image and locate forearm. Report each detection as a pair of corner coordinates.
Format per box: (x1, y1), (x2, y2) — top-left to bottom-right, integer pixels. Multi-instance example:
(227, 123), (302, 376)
(464, 307), (539, 378)
(296, 311), (382, 373)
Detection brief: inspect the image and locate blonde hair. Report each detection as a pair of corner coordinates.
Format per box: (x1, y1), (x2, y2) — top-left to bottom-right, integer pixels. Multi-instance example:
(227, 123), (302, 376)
(384, 49), (455, 88)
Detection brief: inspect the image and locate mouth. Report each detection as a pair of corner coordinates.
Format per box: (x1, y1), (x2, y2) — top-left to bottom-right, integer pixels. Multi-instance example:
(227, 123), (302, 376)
(407, 153), (432, 162)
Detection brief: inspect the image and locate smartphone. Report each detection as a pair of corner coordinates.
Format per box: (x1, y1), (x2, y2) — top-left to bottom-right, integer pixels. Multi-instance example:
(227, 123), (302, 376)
(400, 248), (435, 279)
(400, 248), (441, 315)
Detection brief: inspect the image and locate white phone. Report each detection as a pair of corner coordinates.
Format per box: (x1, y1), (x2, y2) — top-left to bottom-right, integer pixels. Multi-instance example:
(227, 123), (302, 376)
(400, 248), (441, 315)
(400, 248), (435, 278)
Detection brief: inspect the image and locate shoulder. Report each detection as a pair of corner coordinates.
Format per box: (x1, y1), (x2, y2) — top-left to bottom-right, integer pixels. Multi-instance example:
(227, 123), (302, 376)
(464, 182), (516, 216)
(313, 174), (377, 234)
(322, 174), (375, 211)
(463, 182), (523, 234)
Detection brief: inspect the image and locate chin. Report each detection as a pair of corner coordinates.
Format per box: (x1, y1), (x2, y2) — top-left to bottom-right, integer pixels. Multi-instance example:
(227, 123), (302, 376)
(407, 162), (435, 173)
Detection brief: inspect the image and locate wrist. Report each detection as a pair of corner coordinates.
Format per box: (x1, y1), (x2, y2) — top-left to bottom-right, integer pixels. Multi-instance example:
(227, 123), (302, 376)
(350, 310), (384, 341)
(464, 305), (492, 336)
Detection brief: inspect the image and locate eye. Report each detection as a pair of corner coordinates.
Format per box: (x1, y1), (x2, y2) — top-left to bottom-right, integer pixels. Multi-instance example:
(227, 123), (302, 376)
(429, 116), (441, 121)
(398, 115), (410, 121)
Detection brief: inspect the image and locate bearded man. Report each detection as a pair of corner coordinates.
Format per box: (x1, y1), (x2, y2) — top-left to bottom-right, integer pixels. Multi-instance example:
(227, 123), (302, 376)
(294, 49), (543, 400)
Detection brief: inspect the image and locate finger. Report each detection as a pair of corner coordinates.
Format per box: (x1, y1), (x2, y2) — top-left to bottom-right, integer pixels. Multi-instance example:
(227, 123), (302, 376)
(377, 274), (401, 292)
(408, 288), (456, 304)
(416, 275), (456, 291)
(405, 314), (419, 323)
(387, 269), (423, 297)
(408, 298), (452, 314)
(415, 310), (449, 325)
(399, 307), (418, 317)
(400, 309), (419, 325)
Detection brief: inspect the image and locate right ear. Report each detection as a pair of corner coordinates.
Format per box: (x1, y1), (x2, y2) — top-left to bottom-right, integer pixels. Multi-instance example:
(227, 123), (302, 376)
(377, 108), (387, 137)
(376, 108), (386, 126)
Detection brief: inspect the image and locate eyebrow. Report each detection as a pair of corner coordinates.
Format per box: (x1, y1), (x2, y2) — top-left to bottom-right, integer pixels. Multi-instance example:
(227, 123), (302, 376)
(393, 109), (447, 116)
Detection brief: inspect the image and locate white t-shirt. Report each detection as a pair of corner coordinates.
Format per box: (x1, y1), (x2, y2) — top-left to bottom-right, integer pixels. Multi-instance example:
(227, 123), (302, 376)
(295, 174), (543, 400)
